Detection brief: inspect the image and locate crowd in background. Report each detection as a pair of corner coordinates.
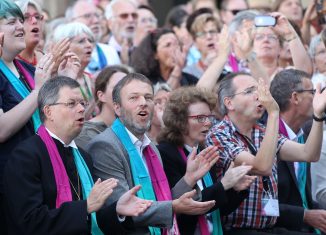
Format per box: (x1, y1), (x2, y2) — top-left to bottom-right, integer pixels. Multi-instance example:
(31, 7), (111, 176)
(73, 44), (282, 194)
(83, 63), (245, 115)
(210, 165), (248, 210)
(2, 0), (326, 234)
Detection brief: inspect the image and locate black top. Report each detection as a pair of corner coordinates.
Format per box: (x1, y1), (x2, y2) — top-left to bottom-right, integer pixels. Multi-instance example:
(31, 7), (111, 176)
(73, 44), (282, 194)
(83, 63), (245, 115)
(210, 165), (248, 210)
(150, 72), (198, 87)
(3, 135), (129, 235)
(0, 60), (35, 193)
(157, 141), (249, 235)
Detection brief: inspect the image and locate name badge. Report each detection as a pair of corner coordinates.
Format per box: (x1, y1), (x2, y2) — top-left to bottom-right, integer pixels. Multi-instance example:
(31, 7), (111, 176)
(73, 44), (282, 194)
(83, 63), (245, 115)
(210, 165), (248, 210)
(261, 197), (279, 217)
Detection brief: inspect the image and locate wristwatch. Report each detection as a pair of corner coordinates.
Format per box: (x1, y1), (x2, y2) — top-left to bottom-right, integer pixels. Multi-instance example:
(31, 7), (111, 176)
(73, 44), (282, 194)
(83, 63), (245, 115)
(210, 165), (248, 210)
(313, 113), (326, 122)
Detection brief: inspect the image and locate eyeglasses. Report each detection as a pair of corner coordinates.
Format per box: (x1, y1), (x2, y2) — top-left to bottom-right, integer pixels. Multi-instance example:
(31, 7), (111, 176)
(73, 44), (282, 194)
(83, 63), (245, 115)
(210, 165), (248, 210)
(48, 100), (89, 109)
(294, 89), (316, 95)
(254, 33), (278, 42)
(115, 12), (138, 20)
(230, 86), (258, 97)
(139, 17), (157, 25)
(24, 14), (44, 23)
(74, 12), (101, 21)
(188, 115), (215, 123)
(195, 30), (218, 38)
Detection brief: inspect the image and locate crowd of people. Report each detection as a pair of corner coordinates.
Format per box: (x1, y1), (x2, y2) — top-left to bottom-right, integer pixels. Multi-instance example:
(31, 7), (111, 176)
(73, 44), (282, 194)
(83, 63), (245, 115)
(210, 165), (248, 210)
(1, 0), (326, 234)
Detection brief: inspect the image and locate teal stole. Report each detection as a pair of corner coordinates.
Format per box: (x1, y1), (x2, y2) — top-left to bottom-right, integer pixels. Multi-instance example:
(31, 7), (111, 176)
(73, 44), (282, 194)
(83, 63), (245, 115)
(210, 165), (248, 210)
(0, 59), (41, 131)
(111, 118), (161, 235)
(72, 148), (103, 235)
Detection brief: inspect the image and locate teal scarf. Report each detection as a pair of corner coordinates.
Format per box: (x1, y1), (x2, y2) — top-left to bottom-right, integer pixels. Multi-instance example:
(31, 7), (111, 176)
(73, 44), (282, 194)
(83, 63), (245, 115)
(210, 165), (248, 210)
(0, 59), (41, 131)
(111, 119), (161, 235)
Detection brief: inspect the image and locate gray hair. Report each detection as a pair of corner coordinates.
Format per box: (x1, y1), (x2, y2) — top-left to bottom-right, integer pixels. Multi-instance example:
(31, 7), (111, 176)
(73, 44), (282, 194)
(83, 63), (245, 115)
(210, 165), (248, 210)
(309, 34), (322, 59)
(217, 72), (249, 115)
(153, 82), (172, 96)
(14, 0), (42, 15)
(38, 76), (80, 122)
(105, 0), (136, 20)
(270, 69), (311, 112)
(112, 73), (153, 105)
(53, 22), (95, 43)
(229, 9), (259, 35)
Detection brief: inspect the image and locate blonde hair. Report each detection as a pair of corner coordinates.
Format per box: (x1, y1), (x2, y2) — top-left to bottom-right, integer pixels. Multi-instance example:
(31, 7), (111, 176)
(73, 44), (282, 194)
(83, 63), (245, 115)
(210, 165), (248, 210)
(190, 13), (220, 38)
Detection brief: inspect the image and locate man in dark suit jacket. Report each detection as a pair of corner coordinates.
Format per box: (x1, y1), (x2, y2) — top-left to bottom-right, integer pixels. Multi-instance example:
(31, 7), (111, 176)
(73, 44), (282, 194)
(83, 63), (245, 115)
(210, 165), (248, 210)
(87, 73), (217, 235)
(3, 76), (151, 235)
(270, 69), (326, 233)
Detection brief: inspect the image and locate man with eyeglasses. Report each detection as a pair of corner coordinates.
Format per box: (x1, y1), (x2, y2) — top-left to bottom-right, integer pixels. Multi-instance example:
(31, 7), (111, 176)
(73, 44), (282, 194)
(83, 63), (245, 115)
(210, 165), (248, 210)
(69, 0), (121, 75)
(3, 76), (153, 234)
(105, 0), (138, 64)
(218, 0), (248, 25)
(270, 69), (326, 234)
(206, 72), (326, 234)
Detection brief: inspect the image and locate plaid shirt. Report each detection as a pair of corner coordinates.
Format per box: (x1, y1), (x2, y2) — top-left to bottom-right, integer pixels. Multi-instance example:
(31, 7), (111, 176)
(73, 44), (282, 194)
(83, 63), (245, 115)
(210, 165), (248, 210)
(206, 115), (287, 230)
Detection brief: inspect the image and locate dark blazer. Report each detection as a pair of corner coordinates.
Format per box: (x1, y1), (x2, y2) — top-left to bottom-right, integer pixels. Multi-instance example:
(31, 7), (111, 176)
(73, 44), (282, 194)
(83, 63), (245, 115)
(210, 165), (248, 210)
(276, 159), (316, 232)
(276, 122), (317, 232)
(157, 141), (249, 235)
(3, 135), (125, 235)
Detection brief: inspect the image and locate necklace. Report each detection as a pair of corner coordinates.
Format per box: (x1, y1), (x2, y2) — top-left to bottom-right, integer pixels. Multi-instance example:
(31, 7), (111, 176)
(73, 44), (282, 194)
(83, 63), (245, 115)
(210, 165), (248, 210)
(68, 171), (81, 200)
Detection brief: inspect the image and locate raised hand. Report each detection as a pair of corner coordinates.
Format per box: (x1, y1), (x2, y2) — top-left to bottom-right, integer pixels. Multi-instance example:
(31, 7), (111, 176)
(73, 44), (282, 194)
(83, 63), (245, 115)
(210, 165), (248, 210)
(233, 20), (255, 60)
(57, 52), (81, 79)
(0, 32), (3, 58)
(257, 78), (279, 114)
(217, 24), (231, 59)
(49, 38), (71, 75)
(34, 53), (55, 89)
(221, 162), (255, 190)
(116, 185), (153, 216)
(172, 189), (215, 215)
(184, 146), (219, 187)
(270, 12), (297, 41)
(313, 83), (326, 118)
(87, 178), (118, 214)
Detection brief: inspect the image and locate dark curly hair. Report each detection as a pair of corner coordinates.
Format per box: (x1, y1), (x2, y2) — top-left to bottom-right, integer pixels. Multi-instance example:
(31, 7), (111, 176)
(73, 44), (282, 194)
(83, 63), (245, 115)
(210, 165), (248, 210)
(157, 86), (217, 146)
(130, 28), (174, 84)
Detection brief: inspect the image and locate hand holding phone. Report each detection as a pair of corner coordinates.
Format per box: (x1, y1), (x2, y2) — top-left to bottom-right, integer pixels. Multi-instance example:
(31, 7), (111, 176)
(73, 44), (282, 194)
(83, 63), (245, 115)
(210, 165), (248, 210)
(254, 15), (276, 27)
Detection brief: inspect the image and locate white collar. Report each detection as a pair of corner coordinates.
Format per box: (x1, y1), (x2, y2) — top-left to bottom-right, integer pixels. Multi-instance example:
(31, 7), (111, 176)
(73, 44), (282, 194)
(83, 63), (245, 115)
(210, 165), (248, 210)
(45, 127), (78, 149)
(184, 144), (198, 154)
(108, 36), (122, 52)
(282, 119), (304, 141)
(125, 127), (151, 149)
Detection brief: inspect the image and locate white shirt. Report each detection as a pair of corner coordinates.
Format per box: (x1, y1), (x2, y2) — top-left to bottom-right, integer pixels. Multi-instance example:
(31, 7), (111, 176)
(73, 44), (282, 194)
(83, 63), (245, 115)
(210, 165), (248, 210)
(283, 120), (304, 178)
(125, 127), (151, 171)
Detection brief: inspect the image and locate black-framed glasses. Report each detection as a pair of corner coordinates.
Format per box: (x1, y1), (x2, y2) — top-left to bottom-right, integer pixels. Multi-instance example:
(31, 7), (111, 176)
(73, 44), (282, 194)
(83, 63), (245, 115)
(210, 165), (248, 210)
(48, 100), (89, 109)
(229, 86), (258, 97)
(224, 9), (243, 15)
(294, 89), (316, 95)
(188, 115), (215, 123)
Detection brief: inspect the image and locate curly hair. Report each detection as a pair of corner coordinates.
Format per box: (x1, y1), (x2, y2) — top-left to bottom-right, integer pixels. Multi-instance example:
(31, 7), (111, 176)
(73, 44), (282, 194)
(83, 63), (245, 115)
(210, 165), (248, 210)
(130, 28), (174, 84)
(157, 86), (216, 146)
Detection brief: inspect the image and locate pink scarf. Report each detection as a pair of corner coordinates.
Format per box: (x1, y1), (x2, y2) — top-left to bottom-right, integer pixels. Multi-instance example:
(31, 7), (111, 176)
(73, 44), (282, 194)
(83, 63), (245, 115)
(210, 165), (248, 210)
(14, 59), (35, 89)
(38, 125), (72, 208)
(144, 145), (180, 235)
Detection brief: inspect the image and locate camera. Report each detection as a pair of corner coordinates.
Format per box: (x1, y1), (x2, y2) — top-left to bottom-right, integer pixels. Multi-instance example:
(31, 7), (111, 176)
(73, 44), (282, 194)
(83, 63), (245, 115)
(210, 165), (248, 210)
(254, 15), (276, 27)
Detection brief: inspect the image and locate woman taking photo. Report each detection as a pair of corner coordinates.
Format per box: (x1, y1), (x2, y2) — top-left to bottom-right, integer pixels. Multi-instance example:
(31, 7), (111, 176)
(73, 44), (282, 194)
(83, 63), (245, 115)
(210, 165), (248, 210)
(157, 86), (255, 235)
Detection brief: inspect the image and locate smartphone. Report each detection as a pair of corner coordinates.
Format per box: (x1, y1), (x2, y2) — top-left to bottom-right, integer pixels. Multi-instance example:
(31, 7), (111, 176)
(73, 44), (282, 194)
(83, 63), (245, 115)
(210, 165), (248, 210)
(254, 15), (276, 27)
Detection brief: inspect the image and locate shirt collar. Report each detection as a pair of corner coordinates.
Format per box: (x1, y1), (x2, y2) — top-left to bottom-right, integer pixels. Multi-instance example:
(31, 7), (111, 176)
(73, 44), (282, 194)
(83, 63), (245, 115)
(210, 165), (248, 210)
(282, 119), (304, 141)
(125, 127), (151, 149)
(108, 36), (122, 52)
(184, 144), (198, 154)
(46, 127), (78, 149)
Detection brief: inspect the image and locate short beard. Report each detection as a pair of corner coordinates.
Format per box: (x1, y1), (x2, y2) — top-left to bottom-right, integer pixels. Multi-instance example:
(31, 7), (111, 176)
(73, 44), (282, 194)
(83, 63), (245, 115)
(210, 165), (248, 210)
(120, 107), (152, 138)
